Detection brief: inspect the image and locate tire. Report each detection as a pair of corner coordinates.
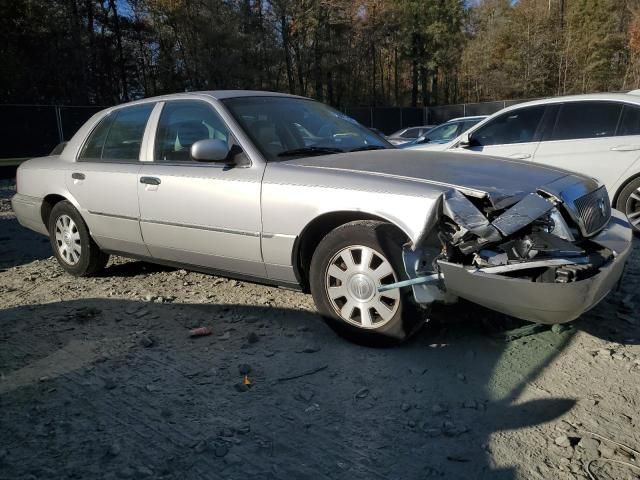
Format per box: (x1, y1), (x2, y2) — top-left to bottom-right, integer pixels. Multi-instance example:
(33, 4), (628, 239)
(615, 177), (640, 234)
(309, 220), (425, 346)
(48, 200), (109, 276)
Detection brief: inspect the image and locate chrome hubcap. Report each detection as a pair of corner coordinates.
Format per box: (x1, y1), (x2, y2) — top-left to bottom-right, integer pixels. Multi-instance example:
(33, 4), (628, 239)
(627, 187), (640, 229)
(54, 215), (81, 265)
(324, 245), (400, 329)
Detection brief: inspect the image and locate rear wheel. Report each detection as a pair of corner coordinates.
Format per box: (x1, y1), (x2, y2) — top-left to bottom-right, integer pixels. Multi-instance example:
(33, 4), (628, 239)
(309, 220), (425, 345)
(616, 177), (640, 233)
(48, 201), (109, 276)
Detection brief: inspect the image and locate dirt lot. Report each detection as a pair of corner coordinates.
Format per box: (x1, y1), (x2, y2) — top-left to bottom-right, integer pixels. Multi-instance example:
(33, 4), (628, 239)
(1, 178), (640, 480)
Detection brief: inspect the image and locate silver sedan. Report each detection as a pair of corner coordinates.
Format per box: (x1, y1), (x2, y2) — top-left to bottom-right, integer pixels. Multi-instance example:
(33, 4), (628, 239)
(12, 91), (633, 344)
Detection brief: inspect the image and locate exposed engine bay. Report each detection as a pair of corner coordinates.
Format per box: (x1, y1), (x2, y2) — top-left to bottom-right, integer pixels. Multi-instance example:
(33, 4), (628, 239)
(397, 186), (619, 310)
(437, 189), (613, 285)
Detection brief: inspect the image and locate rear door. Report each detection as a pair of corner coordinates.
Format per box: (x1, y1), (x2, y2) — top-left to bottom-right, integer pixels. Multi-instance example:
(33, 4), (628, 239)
(532, 101), (640, 193)
(452, 105), (546, 160)
(65, 103), (154, 256)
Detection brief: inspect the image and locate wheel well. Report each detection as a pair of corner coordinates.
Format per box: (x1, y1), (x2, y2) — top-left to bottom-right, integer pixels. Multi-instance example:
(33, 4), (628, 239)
(41, 194), (67, 227)
(294, 211), (406, 292)
(613, 172), (640, 207)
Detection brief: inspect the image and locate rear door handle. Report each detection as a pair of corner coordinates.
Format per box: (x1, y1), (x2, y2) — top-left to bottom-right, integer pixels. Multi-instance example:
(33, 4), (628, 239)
(509, 153), (531, 160)
(610, 145), (640, 152)
(140, 176), (161, 185)
(71, 172), (85, 180)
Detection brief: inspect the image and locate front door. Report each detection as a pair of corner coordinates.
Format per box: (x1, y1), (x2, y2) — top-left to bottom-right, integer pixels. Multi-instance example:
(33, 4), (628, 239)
(137, 99), (265, 277)
(450, 105), (547, 160)
(65, 103), (154, 256)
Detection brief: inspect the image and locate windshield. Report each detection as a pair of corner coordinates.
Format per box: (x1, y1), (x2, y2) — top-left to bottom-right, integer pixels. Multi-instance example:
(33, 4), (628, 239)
(222, 96), (390, 160)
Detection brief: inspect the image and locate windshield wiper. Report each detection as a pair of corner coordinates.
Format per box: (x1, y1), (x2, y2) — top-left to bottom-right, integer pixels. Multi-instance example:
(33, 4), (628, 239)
(277, 146), (344, 157)
(349, 145), (388, 152)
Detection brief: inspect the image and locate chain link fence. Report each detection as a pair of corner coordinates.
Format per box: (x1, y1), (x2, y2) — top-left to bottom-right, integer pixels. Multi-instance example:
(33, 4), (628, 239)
(0, 105), (103, 167)
(0, 98), (532, 169)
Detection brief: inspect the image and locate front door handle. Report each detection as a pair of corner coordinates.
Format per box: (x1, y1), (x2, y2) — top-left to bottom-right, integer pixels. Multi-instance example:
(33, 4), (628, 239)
(140, 176), (161, 186)
(71, 172), (85, 180)
(611, 145), (640, 152)
(509, 153), (531, 160)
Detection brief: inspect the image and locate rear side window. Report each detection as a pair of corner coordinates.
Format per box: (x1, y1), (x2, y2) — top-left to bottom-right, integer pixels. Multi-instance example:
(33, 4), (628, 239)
(551, 102), (621, 140)
(618, 105), (640, 136)
(79, 104), (153, 161)
(470, 106), (545, 146)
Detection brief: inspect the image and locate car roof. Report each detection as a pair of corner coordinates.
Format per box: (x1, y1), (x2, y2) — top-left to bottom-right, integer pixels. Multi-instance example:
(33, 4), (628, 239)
(105, 90), (308, 110)
(501, 92), (640, 111)
(445, 115), (488, 122)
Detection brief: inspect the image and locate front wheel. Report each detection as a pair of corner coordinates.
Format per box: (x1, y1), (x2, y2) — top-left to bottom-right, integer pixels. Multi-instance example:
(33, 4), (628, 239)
(616, 177), (640, 233)
(48, 200), (109, 276)
(309, 220), (425, 345)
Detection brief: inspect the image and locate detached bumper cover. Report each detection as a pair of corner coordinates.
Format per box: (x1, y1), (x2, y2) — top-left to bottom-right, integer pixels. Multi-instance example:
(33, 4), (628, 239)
(437, 210), (633, 324)
(11, 194), (47, 235)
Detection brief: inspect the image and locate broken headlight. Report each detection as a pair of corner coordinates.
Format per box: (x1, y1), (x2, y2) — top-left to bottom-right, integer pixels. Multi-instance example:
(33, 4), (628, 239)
(547, 208), (575, 242)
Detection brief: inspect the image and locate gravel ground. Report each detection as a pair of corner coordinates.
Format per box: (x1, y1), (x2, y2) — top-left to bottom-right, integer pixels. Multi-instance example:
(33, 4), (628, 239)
(1, 178), (640, 480)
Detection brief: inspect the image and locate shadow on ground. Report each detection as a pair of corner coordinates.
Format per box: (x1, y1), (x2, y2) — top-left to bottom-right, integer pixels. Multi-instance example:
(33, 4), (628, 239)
(0, 295), (592, 480)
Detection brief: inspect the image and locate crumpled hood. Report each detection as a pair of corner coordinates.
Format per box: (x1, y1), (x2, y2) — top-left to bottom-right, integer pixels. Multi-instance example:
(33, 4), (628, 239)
(288, 149), (597, 206)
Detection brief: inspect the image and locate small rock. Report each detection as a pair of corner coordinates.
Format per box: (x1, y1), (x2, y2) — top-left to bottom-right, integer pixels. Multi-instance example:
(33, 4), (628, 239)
(107, 442), (121, 457)
(238, 364), (252, 375)
(300, 345), (321, 353)
(297, 325), (309, 332)
(599, 444), (615, 458)
(194, 440), (208, 453)
(555, 435), (571, 448)
(246, 332), (259, 344)
(462, 400), (478, 409)
(355, 387), (369, 399)
(456, 373), (466, 382)
(135, 466), (153, 477)
(139, 335), (155, 348)
(401, 403), (412, 412)
(551, 324), (570, 334)
(296, 389), (315, 402)
(214, 444), (229, 457)
(220, 427), (234, 437)
(160, 408), (172, 418)
(224, 453), (242, 465)
(104, 377), (117, 390)
(577, 437), (600, 456)
(432, 403), (448, 414)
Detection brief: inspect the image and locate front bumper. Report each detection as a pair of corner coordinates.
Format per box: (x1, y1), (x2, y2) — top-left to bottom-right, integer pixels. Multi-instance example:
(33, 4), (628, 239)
(437, 210), (633, 324)
(11, 194), (48, 235)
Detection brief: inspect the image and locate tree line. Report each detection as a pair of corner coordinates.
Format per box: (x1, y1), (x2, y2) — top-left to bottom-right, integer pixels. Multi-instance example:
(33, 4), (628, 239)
(1, 0), (639, 108)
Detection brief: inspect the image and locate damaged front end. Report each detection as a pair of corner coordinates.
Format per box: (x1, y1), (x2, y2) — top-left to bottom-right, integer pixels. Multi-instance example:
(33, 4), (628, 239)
(393, 184), (633, 324)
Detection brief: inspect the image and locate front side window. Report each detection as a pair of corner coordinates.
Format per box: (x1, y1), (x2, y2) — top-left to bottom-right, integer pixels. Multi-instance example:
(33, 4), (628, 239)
(79, 104), (153, 161)
(423, 122), (460, 143)
(155, 101), (230, 162)
(222, 96), (388, 161)
(401, 128), (420, 139)
(470, 106), (545, 146)
(551, 101), (622, 141)
(618, 105), (640, 136)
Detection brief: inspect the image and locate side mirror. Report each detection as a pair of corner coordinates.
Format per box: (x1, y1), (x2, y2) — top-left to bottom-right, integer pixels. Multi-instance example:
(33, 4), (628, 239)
(457, 132), (472, 149)
(191, 139), (230, 162)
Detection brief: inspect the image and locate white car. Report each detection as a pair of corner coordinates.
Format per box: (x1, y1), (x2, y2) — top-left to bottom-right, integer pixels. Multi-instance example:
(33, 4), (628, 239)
(409, 93), (640, 232)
